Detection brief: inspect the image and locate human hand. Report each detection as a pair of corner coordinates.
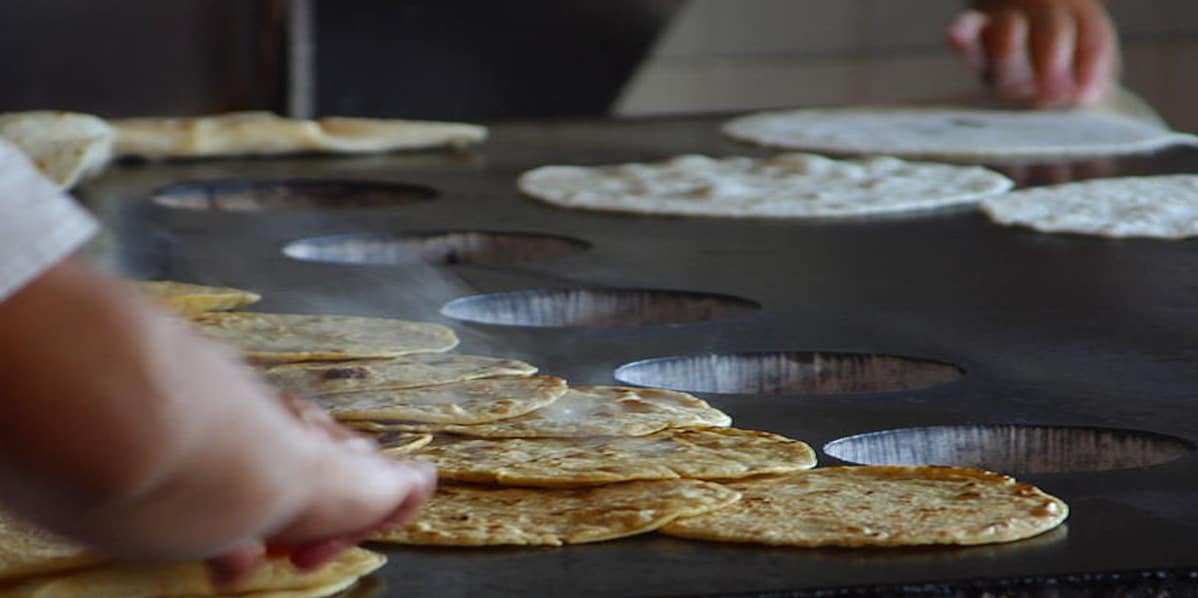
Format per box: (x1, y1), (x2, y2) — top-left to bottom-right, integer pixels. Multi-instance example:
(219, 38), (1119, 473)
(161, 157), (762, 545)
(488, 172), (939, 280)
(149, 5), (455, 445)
(946, 0), (1119, 108)
(0, 260), (435, 583)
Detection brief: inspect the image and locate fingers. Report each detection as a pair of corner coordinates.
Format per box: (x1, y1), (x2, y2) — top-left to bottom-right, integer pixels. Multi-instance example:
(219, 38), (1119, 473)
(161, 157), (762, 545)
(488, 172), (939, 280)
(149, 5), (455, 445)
(268, 444), (436, 548)
(1025, 3), (1077, 107)
(1072, 3), (1119, 104)
(958, 0), (1120, 108)
(982, 9), (1037, 103)
(206, 542), (264, 587)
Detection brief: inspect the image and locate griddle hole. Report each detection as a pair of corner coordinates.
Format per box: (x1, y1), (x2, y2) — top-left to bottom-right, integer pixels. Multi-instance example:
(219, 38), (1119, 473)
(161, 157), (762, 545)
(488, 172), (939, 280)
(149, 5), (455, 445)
(283, 232), (589, 266)
(152, 179), (436, 212)
(824, 425), (1194, 474)
(441, 289), (760, 328)
(614, 352), (962, 395)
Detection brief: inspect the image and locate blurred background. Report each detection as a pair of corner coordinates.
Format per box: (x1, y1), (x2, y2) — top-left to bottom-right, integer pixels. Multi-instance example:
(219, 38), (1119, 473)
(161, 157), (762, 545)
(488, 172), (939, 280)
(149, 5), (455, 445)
(1, 0), (1196, 129)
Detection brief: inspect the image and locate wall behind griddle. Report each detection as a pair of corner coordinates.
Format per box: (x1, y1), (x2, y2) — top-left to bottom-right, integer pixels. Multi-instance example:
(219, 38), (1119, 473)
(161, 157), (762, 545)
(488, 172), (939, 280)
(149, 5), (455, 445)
(617, 0), (1198, 132)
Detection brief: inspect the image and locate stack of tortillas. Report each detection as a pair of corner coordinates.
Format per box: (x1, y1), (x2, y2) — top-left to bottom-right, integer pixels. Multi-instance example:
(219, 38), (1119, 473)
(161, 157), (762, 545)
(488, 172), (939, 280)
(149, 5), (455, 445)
(111, 112), (487, 160)
(0, 110), (486, 193)
(128, 282), (1069, 551)
(0, 511), (385, 597)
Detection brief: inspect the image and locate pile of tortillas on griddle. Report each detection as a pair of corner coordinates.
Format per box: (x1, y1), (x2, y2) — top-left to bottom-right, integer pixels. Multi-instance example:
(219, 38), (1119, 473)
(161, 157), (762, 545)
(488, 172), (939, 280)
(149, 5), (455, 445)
(0, 110), (488, 191)
(109, 281), (1070, 553)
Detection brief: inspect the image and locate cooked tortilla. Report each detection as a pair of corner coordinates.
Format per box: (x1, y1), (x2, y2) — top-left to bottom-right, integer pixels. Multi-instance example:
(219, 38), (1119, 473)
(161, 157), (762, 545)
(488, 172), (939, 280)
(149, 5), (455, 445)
(353, 385), (731, 438)
(723, 107), (1197, 160)
(661, 466), (1068, 547)
(386, 427), (816, 487)
(0, 547), (384, 598)
(372, 480), (739, 547)
(519, 153), (1011, 218)
(262, 353), (537, 396)
(112, 112), (486, 160)
(0, 514), (100, 584)
(316, 375), (567, 424)
(0, 111), (113, 190)
(135, 281), (261, 315)
(191, 313), (458, 363)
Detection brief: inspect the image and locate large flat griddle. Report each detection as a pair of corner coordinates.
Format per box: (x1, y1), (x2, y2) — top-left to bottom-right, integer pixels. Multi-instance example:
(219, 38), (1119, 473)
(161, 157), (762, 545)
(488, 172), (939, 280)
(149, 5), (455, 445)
(78, 114), (1198, 597)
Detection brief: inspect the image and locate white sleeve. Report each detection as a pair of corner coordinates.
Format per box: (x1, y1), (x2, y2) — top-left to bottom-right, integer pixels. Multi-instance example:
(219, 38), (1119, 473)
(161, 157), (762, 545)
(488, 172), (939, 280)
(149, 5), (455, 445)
(0, 140), (98, 301)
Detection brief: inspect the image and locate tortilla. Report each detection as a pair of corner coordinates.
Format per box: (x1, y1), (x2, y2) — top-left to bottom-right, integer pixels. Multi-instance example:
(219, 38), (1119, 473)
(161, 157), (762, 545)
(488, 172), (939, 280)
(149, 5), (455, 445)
(191, 313), (458, 363)
(371, 480), (740, 547)
(262, 353), (537, 396)
(0, 547), (384, 598)
(379, 433), (433, 454)
(0, 111), (113, 190)
(354, 385), (731, 438)
(0, 514), (100, 584)
(315, 375), (567, 424)
(135, 281), (261, 315)
(723, 107), (1198, 160)
(981, 175), (1198, 239)
(386, 427), (816, 487)
(661, 466), (1069, 547)
(112, 112), (486, 160)
(518, 153), (1011, 218)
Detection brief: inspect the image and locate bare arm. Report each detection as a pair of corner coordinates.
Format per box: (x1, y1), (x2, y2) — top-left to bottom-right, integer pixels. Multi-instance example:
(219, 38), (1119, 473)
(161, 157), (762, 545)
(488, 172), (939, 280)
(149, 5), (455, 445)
(946, 0), (1120, 107)
(0, 258), (433, 575)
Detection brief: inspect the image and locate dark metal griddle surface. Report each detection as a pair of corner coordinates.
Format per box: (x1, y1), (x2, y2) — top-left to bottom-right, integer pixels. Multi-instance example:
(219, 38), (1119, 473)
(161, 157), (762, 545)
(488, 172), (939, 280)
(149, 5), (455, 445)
(78, 115), (1198, 597)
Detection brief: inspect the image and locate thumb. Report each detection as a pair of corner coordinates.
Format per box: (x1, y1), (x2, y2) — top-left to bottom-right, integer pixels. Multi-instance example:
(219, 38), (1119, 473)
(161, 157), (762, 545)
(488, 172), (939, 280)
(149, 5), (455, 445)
(267, 441), (436, 545)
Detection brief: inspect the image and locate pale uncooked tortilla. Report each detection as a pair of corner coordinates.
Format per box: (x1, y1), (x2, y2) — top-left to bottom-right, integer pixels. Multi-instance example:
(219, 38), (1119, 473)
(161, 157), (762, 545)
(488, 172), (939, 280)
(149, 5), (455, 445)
(722, 107), (1197, 160)
(518, 154), (1012, 218)
(112, 112), (487, 159)
(981, 175), (1198, 239)
(0, 111), (113, 190)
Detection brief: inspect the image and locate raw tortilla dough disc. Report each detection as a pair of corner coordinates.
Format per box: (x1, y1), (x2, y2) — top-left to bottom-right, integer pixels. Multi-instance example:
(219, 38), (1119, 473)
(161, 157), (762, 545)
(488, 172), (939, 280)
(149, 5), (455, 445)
(518, 153), (1012, 218)
(0, 111), (113, 190)
(262, 353), (537, 396)
(981, 175), (1198, 239)
(0, 547), (385, 598)
(112, 111), (487, 160)
(386, 427), (816, 487)
(723, 107), (1198, 160)
(661, 466), (1068, 547)
(371, 480), (740, 547)
(354, 385), (731, 438)
(191, 312), (459, 362)
(135, 280), (261, 315)
(314, 375), (568, 424)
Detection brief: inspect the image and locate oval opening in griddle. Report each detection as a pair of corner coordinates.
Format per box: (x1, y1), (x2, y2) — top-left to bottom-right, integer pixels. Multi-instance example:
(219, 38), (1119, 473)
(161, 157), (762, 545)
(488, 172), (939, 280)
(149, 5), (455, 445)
(152, 179), (436, 212)
(282, 231), (590, 266)
(614, 352), (962, 395)
(824, 425), (1195, 474)
(441, 289), (760, 328)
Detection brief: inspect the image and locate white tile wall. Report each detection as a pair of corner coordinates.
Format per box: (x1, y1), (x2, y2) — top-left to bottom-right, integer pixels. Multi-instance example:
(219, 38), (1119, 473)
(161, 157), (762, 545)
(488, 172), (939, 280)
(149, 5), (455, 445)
(617, 0), (1198, 132)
